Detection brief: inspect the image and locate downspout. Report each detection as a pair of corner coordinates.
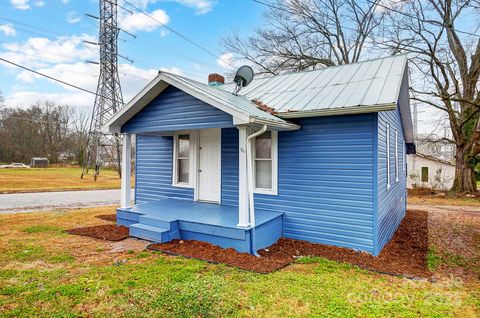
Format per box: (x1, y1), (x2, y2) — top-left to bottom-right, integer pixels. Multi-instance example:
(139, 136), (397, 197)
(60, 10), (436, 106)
(245, 124), (267, 256)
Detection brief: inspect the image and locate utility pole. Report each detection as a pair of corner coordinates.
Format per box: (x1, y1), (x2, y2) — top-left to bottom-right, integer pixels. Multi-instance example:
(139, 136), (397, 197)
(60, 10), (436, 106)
(82, 0), (125, 181)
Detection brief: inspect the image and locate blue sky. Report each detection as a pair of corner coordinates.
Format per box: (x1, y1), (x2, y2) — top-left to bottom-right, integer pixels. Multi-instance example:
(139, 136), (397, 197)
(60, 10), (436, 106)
(0, 0), (264, 110)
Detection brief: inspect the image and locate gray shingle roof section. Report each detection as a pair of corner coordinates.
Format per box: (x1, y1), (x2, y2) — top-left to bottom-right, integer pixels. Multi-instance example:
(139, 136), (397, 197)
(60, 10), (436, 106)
(218, 55), (407, 114)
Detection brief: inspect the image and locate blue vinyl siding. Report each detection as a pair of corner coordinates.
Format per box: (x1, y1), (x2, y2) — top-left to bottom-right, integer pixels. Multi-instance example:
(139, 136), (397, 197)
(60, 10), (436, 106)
(375, 106), (407, 255)
(220, 115), (376, 253)
(221, 128), (239, 207)
(135, 134), (193, 204)
(121, 86), (233, 133)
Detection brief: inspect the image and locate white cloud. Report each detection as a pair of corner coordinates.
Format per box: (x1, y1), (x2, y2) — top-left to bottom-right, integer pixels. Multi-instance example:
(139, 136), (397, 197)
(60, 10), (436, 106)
(0, 34), (97, 68)
(5, 91), (94, 109)
(159, 66), (183, 76)
(217, 52), (234, 69)
(119, 9), (169, 33)
(118, 0), (216, 14)
(174, 0), (216, 14)
(4, 59), (160, 109)
(10, 0), (44, 10)
(10, 0), (29, 10)
(0, 24), (16, 37)
(66, 11), (81, 24)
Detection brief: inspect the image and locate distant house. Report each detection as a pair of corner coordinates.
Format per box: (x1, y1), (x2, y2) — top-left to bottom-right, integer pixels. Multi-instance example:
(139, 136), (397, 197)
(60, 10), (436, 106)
(30, 157), (49, 168)
(407, 153), (455, 190)
(104, 55), (415, 256)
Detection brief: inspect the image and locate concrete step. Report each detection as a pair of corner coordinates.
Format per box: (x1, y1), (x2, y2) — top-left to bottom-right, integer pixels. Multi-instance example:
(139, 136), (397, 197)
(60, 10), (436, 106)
(129, 223), (171, 243)
(138, 215), (179, 231)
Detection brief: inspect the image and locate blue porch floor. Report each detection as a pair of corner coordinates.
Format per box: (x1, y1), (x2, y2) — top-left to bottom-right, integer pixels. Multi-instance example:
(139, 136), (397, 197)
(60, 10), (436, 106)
(117, 198), (283, 254)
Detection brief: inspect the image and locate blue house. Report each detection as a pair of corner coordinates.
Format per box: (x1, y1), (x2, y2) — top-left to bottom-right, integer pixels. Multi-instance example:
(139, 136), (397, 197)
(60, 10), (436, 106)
(104, 55), (415, 256)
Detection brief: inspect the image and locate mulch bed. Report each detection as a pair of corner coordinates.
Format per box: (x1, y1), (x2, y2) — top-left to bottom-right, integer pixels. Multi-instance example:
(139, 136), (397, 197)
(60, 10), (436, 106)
(149, 210), (431, 277)
(66, 224), (129, 241)
(95, 214), (117, 222)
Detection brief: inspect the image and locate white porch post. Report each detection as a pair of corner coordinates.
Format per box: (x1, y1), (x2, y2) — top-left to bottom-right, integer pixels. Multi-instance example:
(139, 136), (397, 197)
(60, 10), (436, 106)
(120, 133), (131, 208)
(237, 127), (249, 227)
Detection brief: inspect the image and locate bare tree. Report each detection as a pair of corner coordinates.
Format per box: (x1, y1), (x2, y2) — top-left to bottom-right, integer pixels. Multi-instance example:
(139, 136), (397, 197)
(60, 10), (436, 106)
(223, 0), (386, 74)
(380, 0), (480, 192)
(0, 102), (88, 164)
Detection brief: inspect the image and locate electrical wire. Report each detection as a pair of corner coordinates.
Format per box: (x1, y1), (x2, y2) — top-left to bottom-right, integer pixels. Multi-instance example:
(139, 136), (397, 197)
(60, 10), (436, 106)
(122, 0), (235, 68)
(0, 57), (100, 97)
(364, 0), (480, 39)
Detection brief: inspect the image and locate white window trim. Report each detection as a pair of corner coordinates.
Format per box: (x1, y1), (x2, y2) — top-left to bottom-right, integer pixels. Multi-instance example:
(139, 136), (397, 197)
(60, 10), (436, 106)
(172, 132), (196, 188)
(395, 129), (399, 182)
(386, 123), (391, 190)
(403, 140), (406, 172)
(252, 130), (278, 195)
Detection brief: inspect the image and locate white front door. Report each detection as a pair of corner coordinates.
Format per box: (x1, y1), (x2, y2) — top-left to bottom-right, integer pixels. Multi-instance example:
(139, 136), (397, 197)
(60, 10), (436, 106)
(197, 129), (221, 203)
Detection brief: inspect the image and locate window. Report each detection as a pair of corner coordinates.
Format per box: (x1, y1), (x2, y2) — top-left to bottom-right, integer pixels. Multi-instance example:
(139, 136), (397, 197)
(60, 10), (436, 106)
(386, 123), (391, 190)
(421, 167), (429, 182)
(395, 129), (399, 182)
(253, 130), (278, 195)
(173, 134), (191, 187)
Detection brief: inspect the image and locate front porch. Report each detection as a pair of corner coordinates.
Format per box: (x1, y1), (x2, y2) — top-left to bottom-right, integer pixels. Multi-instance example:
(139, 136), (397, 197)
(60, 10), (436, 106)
(117, 198), (283, 253)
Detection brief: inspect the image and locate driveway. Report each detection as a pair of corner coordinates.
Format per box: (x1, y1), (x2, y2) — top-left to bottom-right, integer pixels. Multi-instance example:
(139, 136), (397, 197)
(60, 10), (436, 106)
(0, 189), (134, 214)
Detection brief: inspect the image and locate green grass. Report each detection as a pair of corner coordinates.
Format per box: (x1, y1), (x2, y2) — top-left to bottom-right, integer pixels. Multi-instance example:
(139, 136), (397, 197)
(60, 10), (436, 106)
(23, 225), (64, 234)
(0, 207), (479, 317)
(427, 249), (442, 271)
(0, 255), (477, 317)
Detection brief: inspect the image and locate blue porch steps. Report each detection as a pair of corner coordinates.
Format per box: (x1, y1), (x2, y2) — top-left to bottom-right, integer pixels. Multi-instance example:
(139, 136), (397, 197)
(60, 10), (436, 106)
(129, 215), (180, 243)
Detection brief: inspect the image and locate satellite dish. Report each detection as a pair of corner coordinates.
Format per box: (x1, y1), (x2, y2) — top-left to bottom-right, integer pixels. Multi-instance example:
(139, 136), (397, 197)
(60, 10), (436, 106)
(233, 65), (254, 95)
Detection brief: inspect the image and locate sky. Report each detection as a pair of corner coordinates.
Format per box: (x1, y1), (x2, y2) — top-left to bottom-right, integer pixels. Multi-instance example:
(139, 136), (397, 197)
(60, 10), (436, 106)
(0, 0), (264, 112)
(0, 0), (449, 136)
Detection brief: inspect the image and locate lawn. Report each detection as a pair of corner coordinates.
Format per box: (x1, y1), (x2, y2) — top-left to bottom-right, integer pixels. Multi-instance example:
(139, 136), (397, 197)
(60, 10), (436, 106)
(0, 207), (478, 317)
(0, 167), (133, 193)
(407, 188), (480, 206)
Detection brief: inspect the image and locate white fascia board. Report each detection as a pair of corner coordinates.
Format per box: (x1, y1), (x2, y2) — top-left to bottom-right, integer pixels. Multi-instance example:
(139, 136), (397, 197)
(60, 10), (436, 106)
(249, 117), (300, 131)
(276, 103), (397, 119)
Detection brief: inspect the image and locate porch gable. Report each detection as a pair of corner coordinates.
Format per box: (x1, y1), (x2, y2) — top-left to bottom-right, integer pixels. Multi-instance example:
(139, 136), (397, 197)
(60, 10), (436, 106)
(121, 86), (234, 134)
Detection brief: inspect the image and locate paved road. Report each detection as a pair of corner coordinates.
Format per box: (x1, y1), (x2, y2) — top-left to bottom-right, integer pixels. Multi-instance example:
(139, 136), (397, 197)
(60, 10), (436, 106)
(0, 189), (134, 214)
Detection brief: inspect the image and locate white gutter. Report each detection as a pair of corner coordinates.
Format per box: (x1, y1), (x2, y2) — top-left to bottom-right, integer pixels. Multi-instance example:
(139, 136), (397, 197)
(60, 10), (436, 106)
(245, 124), (267, 256)
(276, 103), (397, 119)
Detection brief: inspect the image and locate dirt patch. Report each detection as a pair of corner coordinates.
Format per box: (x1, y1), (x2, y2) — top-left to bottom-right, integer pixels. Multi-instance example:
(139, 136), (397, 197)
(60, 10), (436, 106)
(428, 208), (480, 280)
(149, 210), (430, 277)
(66, 224), (129, 241)
(95, 214), (116, 222)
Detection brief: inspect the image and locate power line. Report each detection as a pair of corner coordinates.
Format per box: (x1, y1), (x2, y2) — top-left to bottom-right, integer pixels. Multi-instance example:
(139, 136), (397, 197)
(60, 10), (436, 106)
(365, 0), (480, 39)
(0, 57), (101, 97)
(0, 16), (66, 37)
(122, 0), (235, 68)
(251, 0), (360, 33)
(252, 0), (480, 39)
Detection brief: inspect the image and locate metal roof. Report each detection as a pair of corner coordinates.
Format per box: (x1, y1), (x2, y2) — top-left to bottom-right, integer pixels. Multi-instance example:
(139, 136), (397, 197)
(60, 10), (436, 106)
(167, 73), (290, 125)
(218, 55), (408, 117)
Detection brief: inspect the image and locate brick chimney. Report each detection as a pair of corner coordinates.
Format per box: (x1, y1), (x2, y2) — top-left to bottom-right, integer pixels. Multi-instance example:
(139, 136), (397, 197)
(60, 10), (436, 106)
(208, 73), (225, 86)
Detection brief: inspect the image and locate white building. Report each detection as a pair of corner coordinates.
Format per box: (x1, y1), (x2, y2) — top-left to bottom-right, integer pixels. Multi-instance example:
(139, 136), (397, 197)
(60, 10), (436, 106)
(407, 153), (456, 190)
